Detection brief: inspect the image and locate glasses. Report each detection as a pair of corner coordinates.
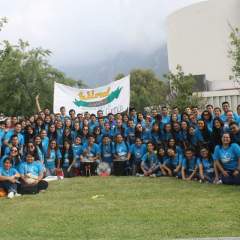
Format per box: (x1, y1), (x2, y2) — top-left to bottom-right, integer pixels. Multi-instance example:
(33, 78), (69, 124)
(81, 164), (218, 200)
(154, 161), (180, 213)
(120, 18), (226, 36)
(11, 149), (17, 152)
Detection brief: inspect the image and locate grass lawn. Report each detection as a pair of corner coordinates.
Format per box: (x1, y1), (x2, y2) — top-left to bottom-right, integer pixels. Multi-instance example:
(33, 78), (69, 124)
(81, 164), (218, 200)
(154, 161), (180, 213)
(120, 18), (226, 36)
(1, 177), (240, 240)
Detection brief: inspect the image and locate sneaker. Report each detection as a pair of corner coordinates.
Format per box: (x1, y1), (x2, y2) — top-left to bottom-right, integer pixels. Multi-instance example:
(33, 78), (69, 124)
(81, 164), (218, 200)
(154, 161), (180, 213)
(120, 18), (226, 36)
(14, 193), (21, 197)
(7, 191), (14, 199)
(216, 179), (223, 185)
(150, 174), (156, 178)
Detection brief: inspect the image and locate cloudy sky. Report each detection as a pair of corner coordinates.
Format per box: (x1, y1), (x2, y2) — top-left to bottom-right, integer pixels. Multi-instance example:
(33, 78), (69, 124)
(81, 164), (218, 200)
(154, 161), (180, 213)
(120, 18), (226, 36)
(0, 0), (203, 70)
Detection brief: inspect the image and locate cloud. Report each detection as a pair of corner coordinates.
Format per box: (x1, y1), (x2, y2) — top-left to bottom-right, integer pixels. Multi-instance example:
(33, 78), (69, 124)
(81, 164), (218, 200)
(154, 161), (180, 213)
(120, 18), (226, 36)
(0, 0), (203, 67)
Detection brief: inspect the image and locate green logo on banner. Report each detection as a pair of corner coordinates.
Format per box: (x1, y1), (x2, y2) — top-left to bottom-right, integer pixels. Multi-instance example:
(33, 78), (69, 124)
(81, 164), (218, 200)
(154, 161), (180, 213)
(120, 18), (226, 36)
(73, 87), (122, 107)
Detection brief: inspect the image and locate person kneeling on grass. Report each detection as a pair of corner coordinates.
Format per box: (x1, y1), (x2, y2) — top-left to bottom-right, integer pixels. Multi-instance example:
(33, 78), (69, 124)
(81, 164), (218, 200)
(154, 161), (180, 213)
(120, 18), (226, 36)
(0, 158), (21, 199)
(213, 133), (240, 185)
(197, 147), (214, 183)
(181, 148), (198, 181)
(18, 153), (48, 194)
(162, 148), (182, 178)
(141, 142), (160, 177)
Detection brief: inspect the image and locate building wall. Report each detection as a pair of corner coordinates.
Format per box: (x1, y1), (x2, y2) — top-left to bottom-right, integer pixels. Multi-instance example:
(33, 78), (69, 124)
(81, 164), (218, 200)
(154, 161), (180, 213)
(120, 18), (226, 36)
(167, 0), (240, 88)
(196, 89), (240, 111)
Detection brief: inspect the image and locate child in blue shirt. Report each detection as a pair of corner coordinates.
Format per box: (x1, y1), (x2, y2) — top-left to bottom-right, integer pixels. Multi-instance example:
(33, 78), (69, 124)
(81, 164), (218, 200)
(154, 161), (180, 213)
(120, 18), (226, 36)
(129, 138), (146, 175)
(162, 148), (182, 177)
(0, 158), (20, 198)
(197, 147), (214, 183)
(141, 142), (160, 177)
(182, 148), (198, 181)
(99, 135), (114, 165)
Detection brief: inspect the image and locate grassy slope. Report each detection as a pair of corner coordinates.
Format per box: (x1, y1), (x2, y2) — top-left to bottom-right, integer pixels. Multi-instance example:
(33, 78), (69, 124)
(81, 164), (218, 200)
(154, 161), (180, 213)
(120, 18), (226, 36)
(1, 177), (240, 240)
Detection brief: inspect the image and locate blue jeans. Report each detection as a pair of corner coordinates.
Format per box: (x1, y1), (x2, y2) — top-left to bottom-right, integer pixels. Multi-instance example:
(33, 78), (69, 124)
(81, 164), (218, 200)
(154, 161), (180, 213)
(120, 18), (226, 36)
(221, 171), (240, 185)
(0, 181), (18, 193)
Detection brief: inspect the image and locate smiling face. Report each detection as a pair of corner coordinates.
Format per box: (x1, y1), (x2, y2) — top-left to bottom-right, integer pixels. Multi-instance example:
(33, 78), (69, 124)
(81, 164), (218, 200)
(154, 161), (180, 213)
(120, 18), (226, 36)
(26, 154), (34, 163)
(222, 133), (231, 145)
(200, 148), (208, 159)
(10, 147), (18, 157)
(4, 159), (11, 170)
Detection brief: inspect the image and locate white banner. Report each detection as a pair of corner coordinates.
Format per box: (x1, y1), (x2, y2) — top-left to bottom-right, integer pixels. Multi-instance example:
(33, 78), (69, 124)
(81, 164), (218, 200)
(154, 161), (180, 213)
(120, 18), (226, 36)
(54, 75), (130, 116)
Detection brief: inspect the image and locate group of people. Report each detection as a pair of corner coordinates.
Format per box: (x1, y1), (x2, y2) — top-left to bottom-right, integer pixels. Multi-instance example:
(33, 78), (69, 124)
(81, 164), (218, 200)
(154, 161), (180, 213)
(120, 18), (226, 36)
(1, 98), (240, 199)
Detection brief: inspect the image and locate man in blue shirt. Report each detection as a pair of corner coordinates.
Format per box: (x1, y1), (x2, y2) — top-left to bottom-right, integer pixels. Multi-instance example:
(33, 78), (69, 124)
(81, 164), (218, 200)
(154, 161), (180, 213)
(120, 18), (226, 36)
(220, 102), (239, 123)
(4, 123), (24, 151)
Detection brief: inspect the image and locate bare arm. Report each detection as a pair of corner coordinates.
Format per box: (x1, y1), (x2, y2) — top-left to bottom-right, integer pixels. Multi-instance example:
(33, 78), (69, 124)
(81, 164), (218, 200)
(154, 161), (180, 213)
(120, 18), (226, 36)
(182, 167), (186, 180)
(35, 94), (42, 113)
(199, 164), (204, 179)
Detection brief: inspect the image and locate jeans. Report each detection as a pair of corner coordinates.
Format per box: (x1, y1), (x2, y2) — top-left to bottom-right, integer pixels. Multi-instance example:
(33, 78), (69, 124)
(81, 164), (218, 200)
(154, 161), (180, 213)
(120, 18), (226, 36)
(0, 181), (18, 193)
(221, 171), (240, 185)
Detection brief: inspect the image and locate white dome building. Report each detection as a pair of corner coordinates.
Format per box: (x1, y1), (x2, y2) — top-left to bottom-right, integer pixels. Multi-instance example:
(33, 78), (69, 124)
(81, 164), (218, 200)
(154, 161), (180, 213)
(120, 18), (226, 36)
(167, 0), (240, 109)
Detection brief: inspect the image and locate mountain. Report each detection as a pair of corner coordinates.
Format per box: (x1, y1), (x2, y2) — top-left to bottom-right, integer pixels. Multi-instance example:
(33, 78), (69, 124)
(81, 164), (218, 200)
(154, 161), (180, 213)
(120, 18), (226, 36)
(59, 45), (169, 87)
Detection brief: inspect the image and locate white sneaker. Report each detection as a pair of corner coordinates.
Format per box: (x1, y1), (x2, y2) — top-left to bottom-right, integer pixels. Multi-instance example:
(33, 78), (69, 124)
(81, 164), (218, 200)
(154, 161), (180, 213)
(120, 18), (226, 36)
(14, 193), (21, 197)
(216, 179), (223, 185)
(150, 174), (156, 178)
(7, 192), (15, 199)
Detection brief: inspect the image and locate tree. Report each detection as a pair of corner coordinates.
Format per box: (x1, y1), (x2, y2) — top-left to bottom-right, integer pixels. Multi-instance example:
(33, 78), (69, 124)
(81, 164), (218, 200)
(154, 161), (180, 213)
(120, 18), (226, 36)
(0, 39), (85, 116)
(115, 73), (125, 81)
(165, 65), (203, 111)
(0, 17), (7, 31)
(229, 26), (240, 83)
(115, 69), (167, 111)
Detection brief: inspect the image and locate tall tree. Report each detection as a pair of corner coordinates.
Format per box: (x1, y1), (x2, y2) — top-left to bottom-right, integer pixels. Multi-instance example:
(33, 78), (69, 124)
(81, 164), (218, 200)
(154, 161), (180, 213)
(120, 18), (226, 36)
(0, 40), (85, 115)
(165, 65), (203, 111)
(229, 26), (240, 83)
(115, 69), (167, 111)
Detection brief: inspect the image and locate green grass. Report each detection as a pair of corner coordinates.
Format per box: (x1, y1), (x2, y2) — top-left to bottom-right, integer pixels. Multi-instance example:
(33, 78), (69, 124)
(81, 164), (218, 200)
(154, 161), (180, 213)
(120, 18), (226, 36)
(1, 177), (240, 240)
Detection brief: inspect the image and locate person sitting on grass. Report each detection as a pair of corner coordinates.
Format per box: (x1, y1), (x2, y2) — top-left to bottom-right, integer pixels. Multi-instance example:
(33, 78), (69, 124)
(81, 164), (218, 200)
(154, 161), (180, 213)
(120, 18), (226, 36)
(141, 141), (160, 177)
(181, 148), (198, 181)
(129, 137), (146, 176)
(18, 153), (48, 194)
(197, 147), (214, 183)
(213, 133), (240, 185)
(162, 148), (182, 178)
(0, 158), (21, 199)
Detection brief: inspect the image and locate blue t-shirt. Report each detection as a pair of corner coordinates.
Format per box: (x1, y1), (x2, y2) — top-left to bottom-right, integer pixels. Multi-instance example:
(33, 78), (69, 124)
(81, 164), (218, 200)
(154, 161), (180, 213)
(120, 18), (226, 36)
(4, 130), (24, 146)
(72, 144), (83, 168)
(164, 153), (182, 168)
(113, 142), (130, 157)
(196, 157), (214, 174)
(213, 143), (240, 171)
(19, 161), (43, 177)
(182, 156), (197, 172)
(0, 167), (18, 176)
(130, 144), (147, 163)
(45, 149), (62, 170)
(82, 143), (100, 158)
(99, 142), (113, 164)
(125, 127), (136, 144)
(141, 152), (159, 169)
